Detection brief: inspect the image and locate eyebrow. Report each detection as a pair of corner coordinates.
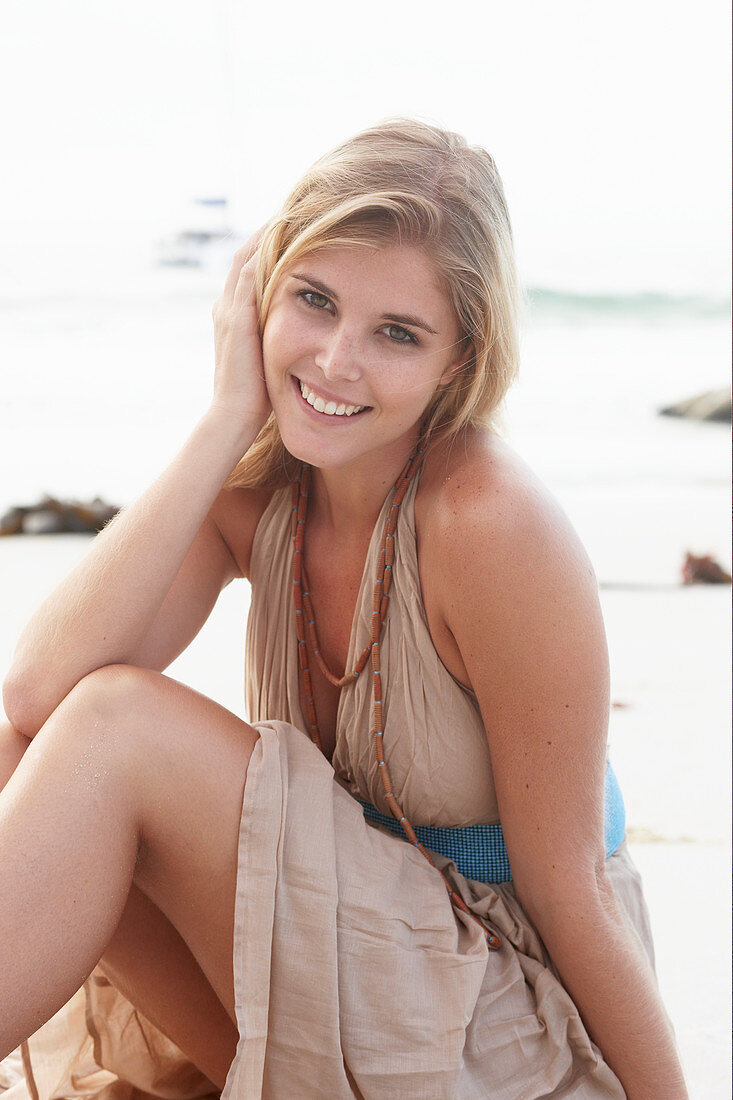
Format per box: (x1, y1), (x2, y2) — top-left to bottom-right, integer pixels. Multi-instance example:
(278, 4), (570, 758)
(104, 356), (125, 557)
(290, 272), (438, 335)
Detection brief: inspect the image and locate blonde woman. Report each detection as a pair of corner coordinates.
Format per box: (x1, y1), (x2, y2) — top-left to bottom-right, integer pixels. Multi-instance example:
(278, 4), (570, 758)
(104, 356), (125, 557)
(0, 120), (687, 1098)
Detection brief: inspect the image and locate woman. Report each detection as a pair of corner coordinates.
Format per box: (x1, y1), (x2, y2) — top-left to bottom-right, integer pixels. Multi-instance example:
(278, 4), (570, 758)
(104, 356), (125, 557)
(0, 119), (687, 1098)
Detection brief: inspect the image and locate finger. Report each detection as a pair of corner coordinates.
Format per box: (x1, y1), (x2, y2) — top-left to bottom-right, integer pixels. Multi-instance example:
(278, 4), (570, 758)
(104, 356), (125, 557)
(245, 222), (270, 255)
(232, 254), (259, 311)
(221, 222), (272, 303)
(221, 245), (251, 302)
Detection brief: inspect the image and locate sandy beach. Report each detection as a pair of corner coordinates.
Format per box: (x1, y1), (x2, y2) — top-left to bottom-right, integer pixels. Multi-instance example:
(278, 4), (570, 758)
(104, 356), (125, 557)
(0, 529), (729, 1097)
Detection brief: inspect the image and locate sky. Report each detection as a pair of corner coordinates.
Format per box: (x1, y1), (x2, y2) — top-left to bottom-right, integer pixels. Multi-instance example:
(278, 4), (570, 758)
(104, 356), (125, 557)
(1, 0), (730, 295)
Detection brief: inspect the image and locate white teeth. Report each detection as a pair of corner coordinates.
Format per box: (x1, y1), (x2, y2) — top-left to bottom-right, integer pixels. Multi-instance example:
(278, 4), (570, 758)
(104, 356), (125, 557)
(298, 379), (366, 417)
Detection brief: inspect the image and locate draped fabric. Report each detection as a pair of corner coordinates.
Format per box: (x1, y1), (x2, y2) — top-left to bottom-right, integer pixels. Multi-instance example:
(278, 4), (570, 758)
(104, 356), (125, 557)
(3, 467), (656, 1098)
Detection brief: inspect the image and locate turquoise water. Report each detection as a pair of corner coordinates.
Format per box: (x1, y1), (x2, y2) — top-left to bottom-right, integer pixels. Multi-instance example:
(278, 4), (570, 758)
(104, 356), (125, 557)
(526, 287), (730, 321)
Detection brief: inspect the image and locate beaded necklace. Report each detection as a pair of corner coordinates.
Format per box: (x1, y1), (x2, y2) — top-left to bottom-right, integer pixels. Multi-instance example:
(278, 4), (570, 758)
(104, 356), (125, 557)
(290, 441), (501, 951)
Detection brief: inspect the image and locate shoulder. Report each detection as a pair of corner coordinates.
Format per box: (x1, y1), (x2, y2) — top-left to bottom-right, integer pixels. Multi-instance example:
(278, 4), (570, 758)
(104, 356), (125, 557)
(418, 426), (594, 589)
(419, 438), (614, 908)
(209, 483), (277, 581)
(416, 428), (606, 697)
(419, 429), (610, 772)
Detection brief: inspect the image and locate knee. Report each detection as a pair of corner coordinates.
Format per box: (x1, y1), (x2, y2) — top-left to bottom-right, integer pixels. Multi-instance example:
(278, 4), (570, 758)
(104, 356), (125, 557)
(41, 664), (162, 759)
(68, 664), (161, 714)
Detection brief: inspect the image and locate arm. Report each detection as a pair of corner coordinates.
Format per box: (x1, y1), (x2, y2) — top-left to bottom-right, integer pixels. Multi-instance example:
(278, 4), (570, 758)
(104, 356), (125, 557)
(428, 442), (688, 1100)
(3, 236), (271, 738)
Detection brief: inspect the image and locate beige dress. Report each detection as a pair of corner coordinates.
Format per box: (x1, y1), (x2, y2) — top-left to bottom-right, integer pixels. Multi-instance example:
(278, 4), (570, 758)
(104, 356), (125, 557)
(3, 470), (655, 1100)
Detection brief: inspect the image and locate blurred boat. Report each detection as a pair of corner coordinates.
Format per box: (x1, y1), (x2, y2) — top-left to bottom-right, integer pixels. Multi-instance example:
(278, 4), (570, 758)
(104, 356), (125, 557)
(157, 198), (244, 269)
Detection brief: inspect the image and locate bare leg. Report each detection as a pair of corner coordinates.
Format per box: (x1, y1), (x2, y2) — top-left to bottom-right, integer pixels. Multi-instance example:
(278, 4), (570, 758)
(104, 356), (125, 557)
(0, 668), (258, 1079)
(0, 719), (237, 1087)
(96, 886), (239, 1089)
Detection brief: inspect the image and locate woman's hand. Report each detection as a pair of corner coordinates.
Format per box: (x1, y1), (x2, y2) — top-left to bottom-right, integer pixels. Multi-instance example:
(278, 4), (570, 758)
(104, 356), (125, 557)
(210, 226), (272, 435)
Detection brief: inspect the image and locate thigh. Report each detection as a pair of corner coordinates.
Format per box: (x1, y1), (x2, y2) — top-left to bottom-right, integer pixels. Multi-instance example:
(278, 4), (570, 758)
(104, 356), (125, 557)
(74, 665), (260, 1025)
(1, 718), (238, 1084)
(98, 884), (239, 1086)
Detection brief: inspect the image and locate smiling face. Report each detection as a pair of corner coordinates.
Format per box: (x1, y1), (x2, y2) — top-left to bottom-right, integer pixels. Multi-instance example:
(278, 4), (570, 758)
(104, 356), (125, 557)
(261, 242), (465, 475)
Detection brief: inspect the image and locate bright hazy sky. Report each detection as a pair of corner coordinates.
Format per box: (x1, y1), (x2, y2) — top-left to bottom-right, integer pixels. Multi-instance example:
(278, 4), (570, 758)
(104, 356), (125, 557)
(2, 0), (730, 293)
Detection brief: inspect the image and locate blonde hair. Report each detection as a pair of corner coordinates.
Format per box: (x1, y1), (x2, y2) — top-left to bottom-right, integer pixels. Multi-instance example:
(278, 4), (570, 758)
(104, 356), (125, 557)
(227, 117), (520, 489)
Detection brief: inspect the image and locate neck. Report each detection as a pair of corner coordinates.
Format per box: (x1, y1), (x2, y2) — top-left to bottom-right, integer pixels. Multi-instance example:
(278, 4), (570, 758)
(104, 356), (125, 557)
(305, 432), (422, 540)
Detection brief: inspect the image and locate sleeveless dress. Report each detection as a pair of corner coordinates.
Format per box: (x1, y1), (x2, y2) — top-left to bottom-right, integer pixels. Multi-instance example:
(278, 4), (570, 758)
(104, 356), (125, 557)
(5, 470), (656, 1100)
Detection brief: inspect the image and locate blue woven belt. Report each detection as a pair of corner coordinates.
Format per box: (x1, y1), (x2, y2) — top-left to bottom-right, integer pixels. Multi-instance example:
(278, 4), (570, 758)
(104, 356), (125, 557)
(359, 762), (626, 884)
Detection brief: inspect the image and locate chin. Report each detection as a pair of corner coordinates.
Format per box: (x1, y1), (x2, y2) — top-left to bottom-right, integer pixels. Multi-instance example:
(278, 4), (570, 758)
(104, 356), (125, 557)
(283, 435), (361, 472)
(274, 418), (343, 469)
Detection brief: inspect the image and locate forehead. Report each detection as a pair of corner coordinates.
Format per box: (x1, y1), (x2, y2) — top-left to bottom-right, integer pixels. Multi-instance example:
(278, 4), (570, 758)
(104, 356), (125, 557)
(284, 242), (453, 322)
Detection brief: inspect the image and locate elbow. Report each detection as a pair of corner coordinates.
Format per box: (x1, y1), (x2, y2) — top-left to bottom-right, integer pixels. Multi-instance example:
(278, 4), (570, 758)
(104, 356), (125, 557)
(514, 857), (621, 945)
(2, 667), (44, 738)
(513, 846), (612, 923)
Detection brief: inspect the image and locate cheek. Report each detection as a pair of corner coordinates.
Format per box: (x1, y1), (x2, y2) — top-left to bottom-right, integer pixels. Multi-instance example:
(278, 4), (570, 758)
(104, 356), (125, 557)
(377, 360), (443, 406)
(262, 308), (312, 371)
(260, 309), (284, 367)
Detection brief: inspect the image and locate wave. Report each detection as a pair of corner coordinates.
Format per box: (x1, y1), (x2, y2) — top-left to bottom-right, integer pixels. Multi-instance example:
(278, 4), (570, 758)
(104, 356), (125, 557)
(525, 287), (730, 320)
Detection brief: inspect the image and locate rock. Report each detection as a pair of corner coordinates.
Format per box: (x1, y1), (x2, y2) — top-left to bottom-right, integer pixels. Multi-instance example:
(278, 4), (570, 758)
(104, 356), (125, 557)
(681, 552), (732, 585)
(0, 496), (120, 536)
(660, 388), (731, 422)
(0, 508), (26, 536)
(22, 509), (67, 535)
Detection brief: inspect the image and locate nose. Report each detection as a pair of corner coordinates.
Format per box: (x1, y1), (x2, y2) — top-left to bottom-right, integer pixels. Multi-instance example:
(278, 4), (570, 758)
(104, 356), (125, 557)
(313, 324), (362, 383)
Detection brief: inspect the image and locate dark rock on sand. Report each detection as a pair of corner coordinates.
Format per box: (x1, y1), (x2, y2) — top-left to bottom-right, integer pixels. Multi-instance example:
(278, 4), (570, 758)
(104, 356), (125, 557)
(681, 552), (732, 585)
(660, 388), (731, 423)
(0, 496), (120, 536)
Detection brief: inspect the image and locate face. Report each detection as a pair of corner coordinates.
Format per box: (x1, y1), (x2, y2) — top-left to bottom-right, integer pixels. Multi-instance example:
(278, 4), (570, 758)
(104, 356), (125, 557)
(261, 242), (464, 473)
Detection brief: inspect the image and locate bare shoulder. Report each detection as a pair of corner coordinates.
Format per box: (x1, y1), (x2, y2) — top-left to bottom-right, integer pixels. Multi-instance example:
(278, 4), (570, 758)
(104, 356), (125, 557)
(416, 427), (602, 676)
(419, 426), (593, 577)
(209, 482), (276, 581)
(418, 434), (615, 911)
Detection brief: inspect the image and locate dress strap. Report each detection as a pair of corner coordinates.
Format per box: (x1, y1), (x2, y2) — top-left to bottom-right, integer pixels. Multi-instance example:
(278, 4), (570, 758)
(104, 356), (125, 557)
(359, 763), (626, 885)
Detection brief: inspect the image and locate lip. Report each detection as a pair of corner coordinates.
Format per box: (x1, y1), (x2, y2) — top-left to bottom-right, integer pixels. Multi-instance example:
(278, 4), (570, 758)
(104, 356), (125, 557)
(292, 376), (371, 419)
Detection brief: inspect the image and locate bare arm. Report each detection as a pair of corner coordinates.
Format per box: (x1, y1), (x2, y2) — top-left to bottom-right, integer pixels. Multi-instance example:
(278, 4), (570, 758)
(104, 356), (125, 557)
(3, 235), (271, 737)
(429, 441), (688, 1100)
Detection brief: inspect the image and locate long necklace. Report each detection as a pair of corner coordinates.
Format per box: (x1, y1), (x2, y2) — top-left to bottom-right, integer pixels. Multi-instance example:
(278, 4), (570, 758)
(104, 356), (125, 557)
(291, 443), (501, 951)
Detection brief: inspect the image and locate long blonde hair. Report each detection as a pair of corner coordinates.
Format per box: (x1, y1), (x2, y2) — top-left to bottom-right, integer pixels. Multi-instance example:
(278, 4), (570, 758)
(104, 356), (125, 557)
(227, 118), (520, 489)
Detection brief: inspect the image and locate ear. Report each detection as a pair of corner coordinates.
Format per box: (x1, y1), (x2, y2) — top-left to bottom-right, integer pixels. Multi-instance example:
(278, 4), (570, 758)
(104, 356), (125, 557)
(437, 340), (473, 388)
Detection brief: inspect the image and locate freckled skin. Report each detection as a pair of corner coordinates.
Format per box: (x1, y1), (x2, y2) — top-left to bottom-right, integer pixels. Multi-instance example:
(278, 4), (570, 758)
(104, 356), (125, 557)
(261, 244), (466, 479)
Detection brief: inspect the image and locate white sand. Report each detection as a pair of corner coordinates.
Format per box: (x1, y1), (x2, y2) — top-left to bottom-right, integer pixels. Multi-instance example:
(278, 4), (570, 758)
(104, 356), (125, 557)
(0, 534), (730, 1096)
